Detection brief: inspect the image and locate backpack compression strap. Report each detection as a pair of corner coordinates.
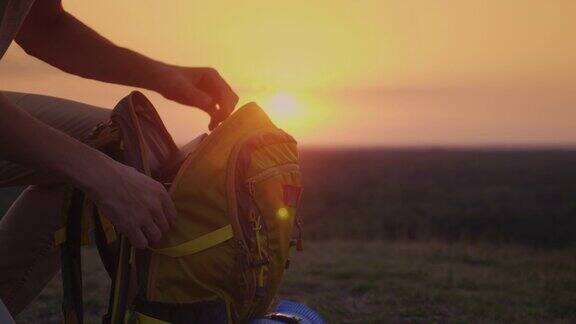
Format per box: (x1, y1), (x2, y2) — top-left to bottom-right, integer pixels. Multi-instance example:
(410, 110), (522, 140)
(61, 188), (85, 324)
(91, 206), (119, 278)
(106, 235), (132, 324)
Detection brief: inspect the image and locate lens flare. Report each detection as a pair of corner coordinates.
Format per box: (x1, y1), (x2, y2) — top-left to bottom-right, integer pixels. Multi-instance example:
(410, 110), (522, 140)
(277, 207), (290, 220)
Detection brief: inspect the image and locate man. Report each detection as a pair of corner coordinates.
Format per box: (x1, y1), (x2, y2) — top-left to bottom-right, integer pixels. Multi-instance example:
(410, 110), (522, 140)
(0, 0), (238, 315)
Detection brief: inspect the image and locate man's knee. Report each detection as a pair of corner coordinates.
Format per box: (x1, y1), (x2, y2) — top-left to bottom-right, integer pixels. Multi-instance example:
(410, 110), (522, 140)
(0, 185), (65, 315)
(1, 184), (67, 234)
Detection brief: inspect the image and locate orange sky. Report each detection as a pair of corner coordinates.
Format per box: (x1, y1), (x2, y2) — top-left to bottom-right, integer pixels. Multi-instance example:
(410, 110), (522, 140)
(1, 0), (575, 147)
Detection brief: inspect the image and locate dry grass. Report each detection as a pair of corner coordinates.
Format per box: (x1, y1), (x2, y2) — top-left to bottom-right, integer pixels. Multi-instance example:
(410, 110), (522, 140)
(281, 241), (576, 323)
(16, 241), (576, 323)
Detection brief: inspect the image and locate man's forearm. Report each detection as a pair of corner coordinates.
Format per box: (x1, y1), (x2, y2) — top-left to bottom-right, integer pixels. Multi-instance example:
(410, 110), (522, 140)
(16, 7), (168, 92)
(0, 94), (113, 191)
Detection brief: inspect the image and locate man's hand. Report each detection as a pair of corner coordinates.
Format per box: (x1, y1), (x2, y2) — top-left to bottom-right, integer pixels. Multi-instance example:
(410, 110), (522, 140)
(87, 160), (177, 249)
(0, 94), (177, 249)
(155, 66), (239, 130)
(17, 1), (239, 130)
(12, 0), (237, 247)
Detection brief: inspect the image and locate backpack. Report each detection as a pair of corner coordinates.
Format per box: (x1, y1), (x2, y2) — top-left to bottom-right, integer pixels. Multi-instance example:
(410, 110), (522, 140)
(58, 91), (304, 324)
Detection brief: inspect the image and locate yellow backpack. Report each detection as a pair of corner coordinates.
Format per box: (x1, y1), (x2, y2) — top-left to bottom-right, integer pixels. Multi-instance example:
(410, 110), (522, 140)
(59, 92), (303, 324)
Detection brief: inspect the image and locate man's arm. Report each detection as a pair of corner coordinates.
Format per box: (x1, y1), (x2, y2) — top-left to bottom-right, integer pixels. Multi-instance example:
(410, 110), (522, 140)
(0, 94), (175, 249)
(15, 1), (160, 92)
(16, 0), (238, 129)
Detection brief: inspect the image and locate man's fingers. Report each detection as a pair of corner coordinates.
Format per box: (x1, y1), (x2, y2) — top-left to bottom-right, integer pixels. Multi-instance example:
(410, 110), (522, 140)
(209, 107), (224, 129)
(219, 89), (238, 119)
(162, 194), (177, 225)
(208, 89), (238, 130)
(199, 69), (237, 129)
(142, 219), (162, 245)
(183, 88), (223, 131)
(128, 228), (148, 249)
(183, 87), (213, 111)
(153, 209), (170, 234)
(213, 71), (238, 119)
(208, 105), (221, 131)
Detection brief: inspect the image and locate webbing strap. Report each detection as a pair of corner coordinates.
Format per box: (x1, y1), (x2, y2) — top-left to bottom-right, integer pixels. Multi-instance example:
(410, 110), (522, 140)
(54, 198), (109, 247)
(132, 312), (170, 324)
(93, 207), (118, 279)
(53, 227), (94, 246)
(54, 227), (66, 246)
(61, 189), (85, 324)
(151, 225), (234, 257)
(109, 236), (131, 324)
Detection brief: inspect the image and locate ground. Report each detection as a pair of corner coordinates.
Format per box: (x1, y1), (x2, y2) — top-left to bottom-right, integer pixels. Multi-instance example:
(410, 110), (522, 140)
(16, 241), (576, 323)
(7, 149), (576, 323)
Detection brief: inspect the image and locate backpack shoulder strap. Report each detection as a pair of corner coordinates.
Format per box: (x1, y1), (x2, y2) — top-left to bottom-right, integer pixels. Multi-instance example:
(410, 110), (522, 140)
(61, 188), (86, 324)
(92, 206), (119, 278)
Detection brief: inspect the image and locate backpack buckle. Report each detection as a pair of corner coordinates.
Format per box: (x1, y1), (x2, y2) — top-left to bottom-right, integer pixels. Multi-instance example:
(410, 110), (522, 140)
(264, 312), (303, 323)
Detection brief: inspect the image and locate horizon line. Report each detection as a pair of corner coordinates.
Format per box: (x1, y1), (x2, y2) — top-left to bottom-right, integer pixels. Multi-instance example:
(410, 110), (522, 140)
(299, 143), (576, 151)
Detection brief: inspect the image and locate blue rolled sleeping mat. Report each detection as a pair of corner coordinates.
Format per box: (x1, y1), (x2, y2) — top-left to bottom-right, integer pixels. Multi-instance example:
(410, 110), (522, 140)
(0, 298), (15, 324)
(249, 300), (325, 324)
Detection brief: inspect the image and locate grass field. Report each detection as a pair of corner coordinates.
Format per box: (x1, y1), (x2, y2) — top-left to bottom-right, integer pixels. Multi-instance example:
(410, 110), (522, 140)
(298, 149), (576, 247)
(16, 241), (576, 323)
(4, 148), (576, 323)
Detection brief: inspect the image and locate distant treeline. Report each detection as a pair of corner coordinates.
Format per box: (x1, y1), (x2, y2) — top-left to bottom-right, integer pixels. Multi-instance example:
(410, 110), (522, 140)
(1, 149), (576, 248)
(299, 148), (576, 248)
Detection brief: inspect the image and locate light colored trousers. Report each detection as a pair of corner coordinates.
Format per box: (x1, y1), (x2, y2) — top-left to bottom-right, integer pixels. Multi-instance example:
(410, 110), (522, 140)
(0, 91), (110, 315)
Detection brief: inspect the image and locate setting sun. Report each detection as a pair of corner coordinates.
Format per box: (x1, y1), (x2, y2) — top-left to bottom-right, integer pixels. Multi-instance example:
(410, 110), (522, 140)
(1, 0), (576, 148)
(2, 1), (576, 322)
(265, 92), (300, 120)
(250, 91), (332, 141)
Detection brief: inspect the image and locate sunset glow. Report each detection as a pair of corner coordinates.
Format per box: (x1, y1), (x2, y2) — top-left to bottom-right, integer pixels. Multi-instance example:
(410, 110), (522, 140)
(250, 91), (333, 138)
(266, 92), (300, 121)
(1, 1), (576, 147)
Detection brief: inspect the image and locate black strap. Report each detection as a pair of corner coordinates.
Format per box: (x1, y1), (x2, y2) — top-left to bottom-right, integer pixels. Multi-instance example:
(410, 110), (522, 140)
(92, 207), (118, 278)
(134, 299), (228, 324)
(107, 235), (132, 324)
(91, 206), (120, 324)
(61, 188), (85, 324)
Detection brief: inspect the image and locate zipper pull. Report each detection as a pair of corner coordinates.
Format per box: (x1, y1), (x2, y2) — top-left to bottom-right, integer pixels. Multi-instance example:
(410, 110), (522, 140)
(249, 210), (257, 223)
(247, 181), (256, 197)
(236, 239), (251, 268)
(237, 239), (249, 254)
(295, 214), (304, 251)
(296, 236), (303, 252)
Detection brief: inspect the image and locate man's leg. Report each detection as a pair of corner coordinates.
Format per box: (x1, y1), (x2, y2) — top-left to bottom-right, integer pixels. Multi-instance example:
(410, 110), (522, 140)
(0, 91), (110, 187)
(0, 184), (67, 315)
(0, 92), (110, 315)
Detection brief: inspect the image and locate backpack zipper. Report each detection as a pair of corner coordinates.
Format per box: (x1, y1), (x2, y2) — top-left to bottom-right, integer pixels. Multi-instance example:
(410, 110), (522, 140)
(245, 163), (301, 298)
(224, 128), (299, 308)
(246, 163), (300, 184)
